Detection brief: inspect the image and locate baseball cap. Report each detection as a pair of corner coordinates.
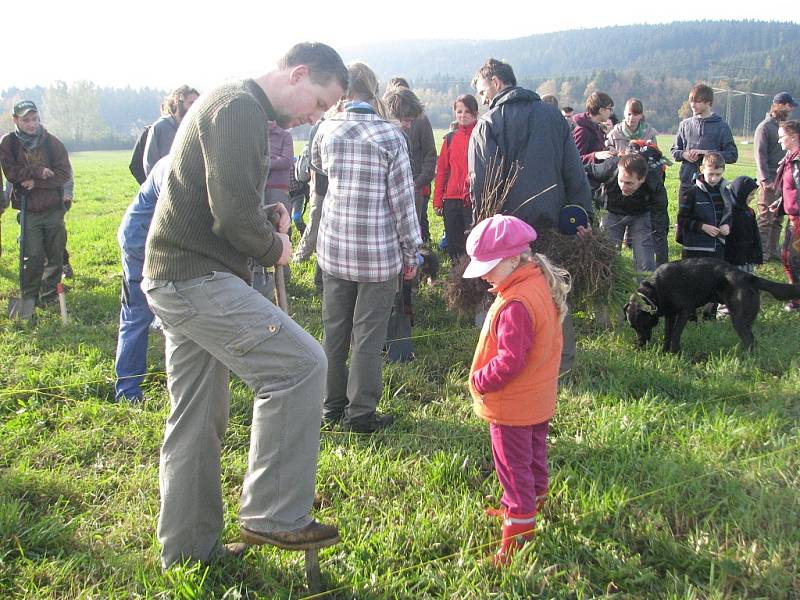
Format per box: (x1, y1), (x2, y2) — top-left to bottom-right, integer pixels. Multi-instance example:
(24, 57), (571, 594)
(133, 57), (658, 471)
(463, 215), (537, 278)
(773, 92), (798, 108)
(12, 100), (38, 118)
(558, 205), (589, 235)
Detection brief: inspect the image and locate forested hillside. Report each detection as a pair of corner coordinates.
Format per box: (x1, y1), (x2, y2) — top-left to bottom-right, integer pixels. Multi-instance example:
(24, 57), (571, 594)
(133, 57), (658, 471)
(1, 20), (798, 148)
(347, 20), (800, 134)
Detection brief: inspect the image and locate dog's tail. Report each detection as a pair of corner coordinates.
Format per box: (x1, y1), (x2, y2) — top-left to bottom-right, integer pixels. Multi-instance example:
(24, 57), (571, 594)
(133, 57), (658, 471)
(751, 276), (800, 301)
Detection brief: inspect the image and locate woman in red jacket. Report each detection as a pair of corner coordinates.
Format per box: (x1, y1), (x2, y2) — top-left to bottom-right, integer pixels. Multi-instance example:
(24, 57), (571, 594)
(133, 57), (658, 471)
(434, 94), (478, 262)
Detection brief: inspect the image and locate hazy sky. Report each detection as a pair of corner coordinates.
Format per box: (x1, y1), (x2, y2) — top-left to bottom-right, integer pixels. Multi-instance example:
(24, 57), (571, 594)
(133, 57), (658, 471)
(4, 0), (796, 90)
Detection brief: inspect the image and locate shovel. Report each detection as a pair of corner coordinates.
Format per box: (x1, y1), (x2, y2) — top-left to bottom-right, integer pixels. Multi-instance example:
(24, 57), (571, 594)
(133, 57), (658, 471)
(8, 192), (35, 320)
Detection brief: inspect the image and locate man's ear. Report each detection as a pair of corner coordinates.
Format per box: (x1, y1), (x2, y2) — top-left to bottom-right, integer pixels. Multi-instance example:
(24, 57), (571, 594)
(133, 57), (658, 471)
(289, 65), (310, 85)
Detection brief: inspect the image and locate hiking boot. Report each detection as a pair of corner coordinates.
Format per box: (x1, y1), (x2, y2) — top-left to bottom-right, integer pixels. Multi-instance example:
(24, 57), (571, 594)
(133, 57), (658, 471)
(240, 520), (339, 551)
(36, 293), (59, 308)
(344, 412), (394, 434)
(321, 410), (343, 431)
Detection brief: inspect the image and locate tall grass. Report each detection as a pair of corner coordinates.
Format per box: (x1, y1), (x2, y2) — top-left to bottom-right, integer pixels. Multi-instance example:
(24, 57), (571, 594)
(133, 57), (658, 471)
(0, 146), (797, 598)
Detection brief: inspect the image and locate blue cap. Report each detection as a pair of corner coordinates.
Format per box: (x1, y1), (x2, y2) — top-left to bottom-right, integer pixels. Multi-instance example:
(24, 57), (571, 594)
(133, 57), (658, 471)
(558, 205), (589, 235)
(773, 92), (797, 108)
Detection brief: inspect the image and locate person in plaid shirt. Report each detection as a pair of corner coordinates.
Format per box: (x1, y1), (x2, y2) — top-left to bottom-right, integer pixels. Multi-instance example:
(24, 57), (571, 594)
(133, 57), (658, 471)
(312, 62), (422, 433)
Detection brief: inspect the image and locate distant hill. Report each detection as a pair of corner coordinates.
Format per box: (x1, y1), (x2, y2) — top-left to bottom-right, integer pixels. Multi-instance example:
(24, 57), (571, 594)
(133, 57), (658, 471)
(343, 20), (800, 82)
(343, 20), (800, 134)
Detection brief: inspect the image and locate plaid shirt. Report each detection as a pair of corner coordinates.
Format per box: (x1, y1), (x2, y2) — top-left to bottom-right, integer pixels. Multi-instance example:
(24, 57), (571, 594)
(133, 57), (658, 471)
(312, 110), (421, 282)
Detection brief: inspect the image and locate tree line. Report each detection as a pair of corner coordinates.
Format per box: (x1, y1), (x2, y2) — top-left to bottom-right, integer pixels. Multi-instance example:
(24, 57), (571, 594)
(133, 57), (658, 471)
(2, 20), (798, 149)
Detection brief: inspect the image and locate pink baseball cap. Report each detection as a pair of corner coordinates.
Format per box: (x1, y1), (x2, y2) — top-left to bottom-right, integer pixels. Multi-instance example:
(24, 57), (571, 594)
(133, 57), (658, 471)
(463, 215), (537, 278)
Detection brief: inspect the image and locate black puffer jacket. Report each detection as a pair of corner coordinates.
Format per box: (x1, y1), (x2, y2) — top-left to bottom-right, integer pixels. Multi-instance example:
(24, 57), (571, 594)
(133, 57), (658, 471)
(468, 87), (592, 230)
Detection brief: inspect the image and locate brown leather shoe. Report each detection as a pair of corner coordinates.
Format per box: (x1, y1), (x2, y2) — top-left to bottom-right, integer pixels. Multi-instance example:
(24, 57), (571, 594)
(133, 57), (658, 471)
(240, 520), (340, 550)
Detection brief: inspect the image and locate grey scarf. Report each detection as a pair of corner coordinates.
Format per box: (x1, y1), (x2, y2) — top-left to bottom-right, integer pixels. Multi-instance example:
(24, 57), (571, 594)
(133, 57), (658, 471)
(14, 124), (43, 151)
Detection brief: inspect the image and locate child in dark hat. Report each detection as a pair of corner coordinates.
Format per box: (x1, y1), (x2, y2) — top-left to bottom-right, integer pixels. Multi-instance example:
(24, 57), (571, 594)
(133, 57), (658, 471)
(724, 175), (763, 273)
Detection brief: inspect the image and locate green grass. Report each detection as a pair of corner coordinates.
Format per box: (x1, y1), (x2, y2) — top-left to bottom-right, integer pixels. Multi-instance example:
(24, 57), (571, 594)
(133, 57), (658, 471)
(1, 145), (798, 598)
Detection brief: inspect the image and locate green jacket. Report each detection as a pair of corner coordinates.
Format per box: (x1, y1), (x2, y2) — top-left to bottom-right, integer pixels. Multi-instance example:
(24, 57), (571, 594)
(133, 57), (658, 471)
(144, 79), (283, 282)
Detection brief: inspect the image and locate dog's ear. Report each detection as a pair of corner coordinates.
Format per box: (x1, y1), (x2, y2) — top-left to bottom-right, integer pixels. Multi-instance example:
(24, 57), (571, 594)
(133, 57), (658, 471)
(636, 293), (657, 314)
(639, 280), (656, 295)
(623, 301), (633, 324)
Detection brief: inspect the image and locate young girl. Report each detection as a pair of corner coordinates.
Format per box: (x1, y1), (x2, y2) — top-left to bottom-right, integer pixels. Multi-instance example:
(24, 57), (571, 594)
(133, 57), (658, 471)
(433, 95), (479, 262)
(463, 215), (570, 566)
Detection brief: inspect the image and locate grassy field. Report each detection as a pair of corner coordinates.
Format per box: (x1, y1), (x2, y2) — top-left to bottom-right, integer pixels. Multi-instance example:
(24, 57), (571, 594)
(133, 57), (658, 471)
(1, 144), (798, 599)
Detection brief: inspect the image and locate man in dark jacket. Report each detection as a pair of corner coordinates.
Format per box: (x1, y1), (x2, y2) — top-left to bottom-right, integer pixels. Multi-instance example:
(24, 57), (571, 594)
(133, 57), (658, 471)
(469, 58), (592, 234)
(592, 153), (658, 273)
(754, 93), (796, 260)
(468, 58), (593, 374)
(0, 100), (72, 309)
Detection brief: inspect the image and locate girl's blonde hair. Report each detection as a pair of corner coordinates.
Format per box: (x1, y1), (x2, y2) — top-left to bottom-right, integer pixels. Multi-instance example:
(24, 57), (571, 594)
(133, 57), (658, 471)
(519, 250), (571, 323)
(341, 62), (390, 120)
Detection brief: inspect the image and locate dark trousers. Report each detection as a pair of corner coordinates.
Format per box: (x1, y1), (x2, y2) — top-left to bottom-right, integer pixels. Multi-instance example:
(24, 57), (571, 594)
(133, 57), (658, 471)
(681, 247), (725, 260)
(650, 194), (669, 265)
(415, 191), (431, 244)
(757, 186), (783, 260)
(18, 205), (66, 300)
(443, 200), (472, 262)
(321, 272), (397, 424)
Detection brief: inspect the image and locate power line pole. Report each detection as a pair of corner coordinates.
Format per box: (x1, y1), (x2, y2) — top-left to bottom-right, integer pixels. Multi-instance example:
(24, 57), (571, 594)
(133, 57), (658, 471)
(743, 90), (752, 137)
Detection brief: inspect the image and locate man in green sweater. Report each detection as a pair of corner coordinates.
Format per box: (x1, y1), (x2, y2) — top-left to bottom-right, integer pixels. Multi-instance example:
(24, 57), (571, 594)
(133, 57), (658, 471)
(142, 42), (347, 569)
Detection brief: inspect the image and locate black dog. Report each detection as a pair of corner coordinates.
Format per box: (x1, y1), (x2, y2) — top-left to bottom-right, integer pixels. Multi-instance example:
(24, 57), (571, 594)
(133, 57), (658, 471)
(624, 258), (800, 352)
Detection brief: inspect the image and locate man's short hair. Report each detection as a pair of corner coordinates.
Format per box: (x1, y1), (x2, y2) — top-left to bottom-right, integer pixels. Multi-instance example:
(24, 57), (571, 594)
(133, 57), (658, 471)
(473, 58), (516, 88)
(454, 94), (479, 115)
(278, 42), (349, 91)
(618, 154), (648, 179)
(562, 106), (574, 114)
(384, 88), (424, 120)
(541, 94), (559, 108)
(689, 84), (714, 105)
(586, 92), (614, 116)
(387, 77), (410, 91)
(702, 151), (725, 169)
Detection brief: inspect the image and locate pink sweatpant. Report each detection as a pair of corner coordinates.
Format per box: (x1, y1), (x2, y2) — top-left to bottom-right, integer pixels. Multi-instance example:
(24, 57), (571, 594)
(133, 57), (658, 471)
(489, 420), (550, 514)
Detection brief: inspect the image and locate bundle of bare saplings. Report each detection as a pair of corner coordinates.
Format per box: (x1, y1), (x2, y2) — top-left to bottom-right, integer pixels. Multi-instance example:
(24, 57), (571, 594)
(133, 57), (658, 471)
(445, 152), (635, 319)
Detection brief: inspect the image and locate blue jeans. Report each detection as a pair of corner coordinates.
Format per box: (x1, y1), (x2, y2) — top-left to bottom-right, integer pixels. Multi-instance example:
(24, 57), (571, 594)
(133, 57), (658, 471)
(601, 211), (656, 273)
(114, 253), (154, 401)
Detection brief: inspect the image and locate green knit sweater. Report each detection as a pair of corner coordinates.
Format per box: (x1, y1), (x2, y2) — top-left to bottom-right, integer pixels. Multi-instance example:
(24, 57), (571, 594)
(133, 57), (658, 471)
(144, 79), (283, 282)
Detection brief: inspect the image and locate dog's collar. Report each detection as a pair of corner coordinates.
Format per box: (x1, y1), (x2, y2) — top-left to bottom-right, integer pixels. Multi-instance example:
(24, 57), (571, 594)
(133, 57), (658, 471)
(637, 292), (658, 314)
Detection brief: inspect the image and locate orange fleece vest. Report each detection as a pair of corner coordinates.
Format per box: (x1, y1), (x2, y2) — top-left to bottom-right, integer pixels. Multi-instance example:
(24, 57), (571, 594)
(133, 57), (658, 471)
(469, 263), (562, 426)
